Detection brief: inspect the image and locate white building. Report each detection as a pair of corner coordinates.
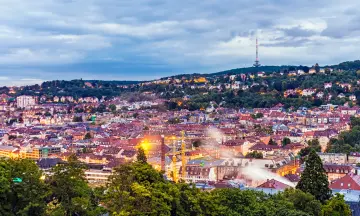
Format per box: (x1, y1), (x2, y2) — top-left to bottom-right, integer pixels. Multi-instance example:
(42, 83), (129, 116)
(84, 169), (112, 185)
(349, 95), (357, 101)
(16, 95), (36, 108)
(324, 83), (332, 89)
(317, 153), (347, 164)
(301, 89), (316, 96)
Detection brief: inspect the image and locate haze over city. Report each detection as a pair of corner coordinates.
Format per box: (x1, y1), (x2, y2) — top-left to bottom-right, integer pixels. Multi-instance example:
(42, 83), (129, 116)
(0, 0), (360, 85)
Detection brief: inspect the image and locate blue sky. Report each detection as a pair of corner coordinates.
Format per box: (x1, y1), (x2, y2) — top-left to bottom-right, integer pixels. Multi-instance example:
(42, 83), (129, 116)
(0, 0), (359, 86)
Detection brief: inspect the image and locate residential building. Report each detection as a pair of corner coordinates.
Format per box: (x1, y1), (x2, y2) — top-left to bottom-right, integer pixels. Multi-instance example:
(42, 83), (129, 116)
(17, 95), (36, 108)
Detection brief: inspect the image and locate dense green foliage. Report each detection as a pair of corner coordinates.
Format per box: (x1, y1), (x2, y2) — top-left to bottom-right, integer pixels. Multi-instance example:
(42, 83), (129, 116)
(208, 65), (296, 77)
(0, 150), (352, 216)
(282, 137), (291, 146)
(321, 194), (351, 216)
(72, 116), (83, 122)
(105, 160), (323, 216)
(4, 60), (360, 111)
(0, 156), (104, 216)
(251, 113), (264, 119)
(84, 132), (92, 140)
(47, 155), (104, 216)
(14, 79), (139, 99)
(335, 60), (360, 70)
(192, 140), (202, 148)
(299, 139), (321, 160)
(0, 159), (48, 216)
(268, 138), (277, 146)
(246, 151), (264, 159)
(102, 149), (349, 216)
(327, 117), (360, 153)
(109, 104), (117, 113)
(164, 68), (360, 110)
(296, 149), (332, 203)
(136, 147), (147, 164)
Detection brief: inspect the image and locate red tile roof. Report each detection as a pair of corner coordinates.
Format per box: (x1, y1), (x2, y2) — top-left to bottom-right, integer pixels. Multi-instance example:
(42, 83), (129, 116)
(330, 173), (360, 190)
(257, 179), (292, 189)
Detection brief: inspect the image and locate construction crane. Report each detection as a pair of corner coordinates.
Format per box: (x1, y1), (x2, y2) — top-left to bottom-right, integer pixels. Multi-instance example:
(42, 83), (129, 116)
(165, 130), (189, 182)
(181, 131), (186, 180)
(171, 137), (177, 183)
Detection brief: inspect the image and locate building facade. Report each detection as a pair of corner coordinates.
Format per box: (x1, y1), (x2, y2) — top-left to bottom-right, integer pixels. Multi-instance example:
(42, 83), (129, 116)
(17, 95), (36, 108)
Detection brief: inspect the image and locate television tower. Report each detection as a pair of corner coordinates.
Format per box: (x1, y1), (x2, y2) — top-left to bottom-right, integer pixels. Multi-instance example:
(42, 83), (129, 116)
(253, 37), (261, 68)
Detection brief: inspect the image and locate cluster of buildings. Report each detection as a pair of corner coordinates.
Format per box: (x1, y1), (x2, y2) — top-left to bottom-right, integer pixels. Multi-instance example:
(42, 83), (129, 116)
(284, 82), (356, 101)
(0, 97), (355, 181)
(2, 87), (360, 212)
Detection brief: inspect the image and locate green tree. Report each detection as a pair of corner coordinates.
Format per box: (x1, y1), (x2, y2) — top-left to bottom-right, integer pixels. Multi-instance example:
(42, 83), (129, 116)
(97, 104), (106, 113)
(109, 104), (117, 113)
(48, 155), (104, 216)
(104, 158), (333, 216)
(315, 63), (320, 73)
(246, 151), (264, 159)
(280, 188), (322, 216)
(268, 138), (277, 146)
(192, 140), (202, 148)
(132, 113), (139, 118)
(321, 194), (351, 216)
(105, 162), (167, 215)
(84, 132), (92, 140)
(0, 159), (48, 216)
(0, 159), (11, 215)
(137, 147), (147, 164)
(282, 137), (291, 146)
(72, 116), (83, 122)
(296, 149), (332, 203)
(205, 188), (311, 216)
(251, 113), (264, 119)
(324, 68), (331, 75)
(350, 116), (360, 128)
(256, 113), (264, 118)
(307, 139), (321, 150)
(299, 139), (322, 158)
(168, 117), (180, 124)
(299, 147), (312, 158)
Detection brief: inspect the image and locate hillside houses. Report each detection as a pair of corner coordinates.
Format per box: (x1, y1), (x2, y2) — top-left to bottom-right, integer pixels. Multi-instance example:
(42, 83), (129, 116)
(301, 89), (316, 96)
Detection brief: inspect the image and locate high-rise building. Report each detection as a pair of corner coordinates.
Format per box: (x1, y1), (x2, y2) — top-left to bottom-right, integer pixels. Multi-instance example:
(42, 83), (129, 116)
(16, 95), (36, 108)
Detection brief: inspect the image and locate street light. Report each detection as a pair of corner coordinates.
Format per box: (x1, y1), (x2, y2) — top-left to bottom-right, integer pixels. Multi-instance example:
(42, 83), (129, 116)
(140, 139), (150, 152)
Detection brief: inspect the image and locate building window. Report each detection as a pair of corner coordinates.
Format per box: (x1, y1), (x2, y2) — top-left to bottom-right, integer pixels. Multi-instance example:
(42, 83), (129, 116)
(341, 183), (343, 186)
(348, 183), (351, 187)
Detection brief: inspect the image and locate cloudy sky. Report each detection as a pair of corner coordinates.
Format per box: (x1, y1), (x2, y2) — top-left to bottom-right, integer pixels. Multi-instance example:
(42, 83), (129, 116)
(0, 0), (359, 86)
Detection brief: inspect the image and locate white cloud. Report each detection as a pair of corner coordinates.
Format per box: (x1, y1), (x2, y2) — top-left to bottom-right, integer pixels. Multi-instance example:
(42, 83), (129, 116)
(0, 0), (358, 81)
(0, 48), (83, 65)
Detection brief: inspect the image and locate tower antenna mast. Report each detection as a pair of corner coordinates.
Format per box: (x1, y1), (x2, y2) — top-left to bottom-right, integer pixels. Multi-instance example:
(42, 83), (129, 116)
(253, 37), (261, 68)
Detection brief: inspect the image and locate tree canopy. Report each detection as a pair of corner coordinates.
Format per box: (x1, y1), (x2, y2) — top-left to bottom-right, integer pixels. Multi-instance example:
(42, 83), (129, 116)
(282, 137), (291, 146)
(137, 147), (147, 164)
(296, 149), (332, 203)
(321, 194), (351, 216)
(326, 117), (360, 153)
(47, 154), (105, 216)
(0, 153), (352, 216)
(246, 151), (264, 159)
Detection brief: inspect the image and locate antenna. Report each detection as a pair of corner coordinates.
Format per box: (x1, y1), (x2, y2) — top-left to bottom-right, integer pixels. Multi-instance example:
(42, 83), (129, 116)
(253, 37), (261, 68)
(256, 38), (259, 62)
